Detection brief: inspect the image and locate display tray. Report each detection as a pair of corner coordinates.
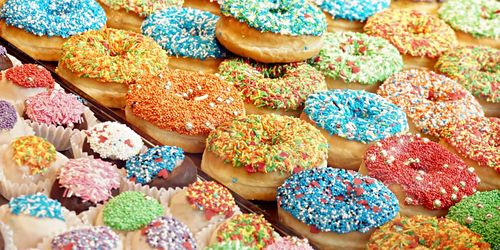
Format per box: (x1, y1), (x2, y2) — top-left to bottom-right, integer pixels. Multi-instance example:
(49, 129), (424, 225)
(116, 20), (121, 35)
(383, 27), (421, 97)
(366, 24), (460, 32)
(0, 37), (305, 246)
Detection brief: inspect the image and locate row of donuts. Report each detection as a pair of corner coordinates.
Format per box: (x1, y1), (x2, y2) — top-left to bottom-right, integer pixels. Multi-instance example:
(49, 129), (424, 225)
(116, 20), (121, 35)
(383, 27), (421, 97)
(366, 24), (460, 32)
(0, 51), (314, 250)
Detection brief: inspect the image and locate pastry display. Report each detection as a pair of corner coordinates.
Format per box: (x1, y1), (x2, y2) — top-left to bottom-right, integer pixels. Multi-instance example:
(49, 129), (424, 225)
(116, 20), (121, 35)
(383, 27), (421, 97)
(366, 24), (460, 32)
(308, 32), (403, 92)
(216, 0), (327, 63)
(46, 226), (122, 250)
(218, 58), (327, 117)
(277, 167), (399, 250)
(202, 114), (328, 200)
(301, 89), (409, 170)
(0, 0), (106, 61)
(0, 99), (34, 145)
(360, 134), (479, 217)
(126, 69), (244, 153)
(142, 7), (228, 73)
(184, 0), (221, 15)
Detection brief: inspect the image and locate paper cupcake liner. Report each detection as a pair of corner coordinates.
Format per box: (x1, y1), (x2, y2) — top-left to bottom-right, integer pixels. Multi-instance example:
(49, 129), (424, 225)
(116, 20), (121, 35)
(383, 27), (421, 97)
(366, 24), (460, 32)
(120, 175), (189, 203)
(196, 221), (220, 249)
(26, 108), (98, 151)
(0, 221), (16, 250)
(0, 116), (35, 145)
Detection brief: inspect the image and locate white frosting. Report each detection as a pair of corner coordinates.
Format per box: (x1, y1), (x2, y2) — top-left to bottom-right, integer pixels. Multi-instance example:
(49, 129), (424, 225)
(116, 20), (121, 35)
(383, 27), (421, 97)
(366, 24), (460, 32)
(87, 122), (144, 161)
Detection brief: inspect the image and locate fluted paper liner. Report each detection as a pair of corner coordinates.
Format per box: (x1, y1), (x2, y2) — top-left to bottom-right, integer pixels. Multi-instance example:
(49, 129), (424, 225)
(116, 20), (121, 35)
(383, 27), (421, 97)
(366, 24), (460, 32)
(0, 221), (16, 250)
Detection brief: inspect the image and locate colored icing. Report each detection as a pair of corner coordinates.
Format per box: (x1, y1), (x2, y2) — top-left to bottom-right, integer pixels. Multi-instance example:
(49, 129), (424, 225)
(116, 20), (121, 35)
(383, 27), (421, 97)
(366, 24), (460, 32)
(142, 216), (196, 250)
(315, 0), (390, 21)
(4, 64), (54, 89)
(126, 146), (185, 184)
(11, 135), (56, 175)
(206, 241), (255, 250)
(9, 193), (64, 221)
(186, 181), (235, 219)
(86, 121), (143, 161)
(99, 0), (183, 16)
(215, 214), (275, 249)
(264, 237), (313, 250)
(51, 226), (120, 250)
(0, 100), (17, 131)
(24, 90), (85, 127)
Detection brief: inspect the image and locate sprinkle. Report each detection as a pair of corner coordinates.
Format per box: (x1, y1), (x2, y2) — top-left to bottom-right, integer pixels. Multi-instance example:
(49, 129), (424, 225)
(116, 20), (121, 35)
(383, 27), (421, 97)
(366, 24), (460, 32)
(207, 241), (254, 250)
(315, 0), (390, 21)
(9, 193), (64, 221)
(186, 181), (236, 219)
(51, 226), (120, 250)
(99, 0), (183, 16)
(25, 90), (85, 127)
(11, 135), (56, 175)
(143, 216), (196, 250)
(86, 122), (144, 161)
(4, 64), (54, 89)
(215, 214), (275, 249)
(126, 146), (185, 184)
(0, 100), (17, 131)
(264, 236), (313, 250)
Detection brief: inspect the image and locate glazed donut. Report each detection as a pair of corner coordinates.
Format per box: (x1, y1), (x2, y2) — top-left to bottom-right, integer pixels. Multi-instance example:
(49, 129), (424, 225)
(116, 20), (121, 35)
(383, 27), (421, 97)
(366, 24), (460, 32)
(440, 117), (499, 191)
(0, 0), (106, 61)
(439, 0), (500, 49)
(364, 9), (457, 69)
(125, 69), (244, 153)
(367, 215), (491, 249)
(378, 69), (484, 140)
(97, 0), (182, 33)
(447, 190), (499, 249)
(201, 114), (328, 201)
(314, 0), (390, 32)
(277, 167), (399, 250)
(435, 45), (499, 117)
(142, 7), (227, 73)
(216, 0), (327, 63)
(308, 32), (403, 92)
(359, 134), (480, 217)
(301, 89), (409, 170)
(218, 58), (327, 117)
(390, 0), (444, 14)
(57, 28), (168, 108)
(183, 0), (221, 15)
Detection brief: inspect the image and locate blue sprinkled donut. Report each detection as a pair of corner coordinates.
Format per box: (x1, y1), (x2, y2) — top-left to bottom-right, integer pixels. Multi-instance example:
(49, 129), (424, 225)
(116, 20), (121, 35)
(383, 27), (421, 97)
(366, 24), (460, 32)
(142, 7), (227, 60)
(277, 168), (399, 248)
(315, 0), (390, 22)
(0, 0), (106, 38)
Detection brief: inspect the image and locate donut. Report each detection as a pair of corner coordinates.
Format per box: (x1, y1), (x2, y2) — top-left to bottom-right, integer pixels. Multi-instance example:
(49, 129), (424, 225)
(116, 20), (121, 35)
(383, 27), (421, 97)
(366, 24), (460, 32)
(57, 28), (168, 108)
(364, 9), (457, 69)
(202, 114), (328, 201)
(308, 32), (403, 92)
(367, 215), (491, 249)
(216, 0), (327, 63)
(435, 45), (500, 117)
(301, 89), (409, 170)
(49, 227), (121, 250)
(447, 190), (499, 249)
(183, 0), (221, 15)
(390, 0), (444, 14)
(440, 117), (499, 191)
(0, 0), (106, 61)
(218, 58), (327, 117)
(438, 0), (500, 49)
(377, 69), (484, 140)
(314, 0), (390, 32)
(125, 69), (244, 153)
(276, 167), (400, 250)
(360, 134), (480, 217)
(97, 0), (183, 32)
(142, 7), (227, 73)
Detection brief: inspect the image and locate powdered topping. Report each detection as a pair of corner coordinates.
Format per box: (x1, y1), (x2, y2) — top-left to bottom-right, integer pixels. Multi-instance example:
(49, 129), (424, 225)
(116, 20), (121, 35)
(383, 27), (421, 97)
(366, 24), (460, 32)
(207, 114), (328, 174)
(378, 69), (484, 137)
(309, 32), (403, 85)
(215, 214), (275, 249)
(447, 190), (499, 249)
(206, 241), (254, 250)
(142, 216), (196, 250)
(264, 237), (313, 250)
(4, 64), (54, 89)
(186, 181), (236, 219)
(126, 146), (185, 184)
(365, 9), (457, 58)
(367, 216), (491, 249)
(364, 134), (479, 210)
(439, 0), (500, 39)
(0, 100), (17, 131)
(25, 90), (85, 127)
(277, 168), (399, 233)
(86, 121), (143, 161)
(58, 158), (120, 204)
(9, 193), (64, 221)
(99, 0), (183, 16)
(103, 191), (164, 231)
(51, 226), (120, 250)
(127, 70), (244, 136)
(59, 28), (168, 84)
(315, 0), (390, 21)
(442, 117), (499, 172)
(11, 135), (56, 175)
(218, 58), (326, 111)
(304, 89), (408, 143)
(436, 45), (499, 103)
(142, 7), (227, 60)
(220, 0), (327, 36)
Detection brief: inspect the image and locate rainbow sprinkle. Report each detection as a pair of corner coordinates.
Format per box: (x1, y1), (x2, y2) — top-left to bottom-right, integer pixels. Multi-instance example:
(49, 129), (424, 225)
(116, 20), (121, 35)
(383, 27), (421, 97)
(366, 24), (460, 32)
(11, 135), (56, 175)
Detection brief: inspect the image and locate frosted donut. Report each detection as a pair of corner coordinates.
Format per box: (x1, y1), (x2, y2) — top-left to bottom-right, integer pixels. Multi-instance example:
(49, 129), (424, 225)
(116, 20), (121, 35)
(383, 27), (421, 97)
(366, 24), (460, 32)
(0, 0), (106, 61)
(364, 9), (457, 69)
(378, 69), (484, 139)
(390, 0), (444, 14)
(216, 0), (327, 63)
(183, 0), (221, 15)
(218, 58), (327, 117)
(360, 134), (480, 217)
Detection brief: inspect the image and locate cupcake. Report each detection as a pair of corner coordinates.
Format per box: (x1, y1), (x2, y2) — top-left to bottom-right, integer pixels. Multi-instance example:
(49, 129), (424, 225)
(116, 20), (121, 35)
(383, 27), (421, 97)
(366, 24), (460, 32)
(264, 237), (314, 250)
(41, 226), (122, 250)
(0, 135), (68, 199)
(0, 99), (34, 145)
(206, 241), (254, 250)
(49, 158), (121, 214)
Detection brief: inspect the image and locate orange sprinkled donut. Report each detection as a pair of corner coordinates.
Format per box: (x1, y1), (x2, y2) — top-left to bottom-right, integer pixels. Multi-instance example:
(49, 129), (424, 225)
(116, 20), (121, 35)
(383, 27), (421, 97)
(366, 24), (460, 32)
(125, 69), (245, 153)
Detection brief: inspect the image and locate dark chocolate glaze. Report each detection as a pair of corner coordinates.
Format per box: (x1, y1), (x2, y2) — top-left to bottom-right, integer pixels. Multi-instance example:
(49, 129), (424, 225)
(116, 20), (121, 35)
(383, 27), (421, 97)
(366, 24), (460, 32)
(82, 138), (126, 168)
(145, 156), (198, 190)
(0, 55), (13, 71)
(23, 112), (88, 130)
(49, 178), (119, 214)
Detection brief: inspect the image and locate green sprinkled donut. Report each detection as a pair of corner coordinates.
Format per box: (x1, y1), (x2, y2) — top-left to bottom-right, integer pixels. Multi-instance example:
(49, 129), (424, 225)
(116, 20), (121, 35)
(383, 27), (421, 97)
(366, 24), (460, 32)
(447, 190), (500, 249)
(103, 191), (164, 231)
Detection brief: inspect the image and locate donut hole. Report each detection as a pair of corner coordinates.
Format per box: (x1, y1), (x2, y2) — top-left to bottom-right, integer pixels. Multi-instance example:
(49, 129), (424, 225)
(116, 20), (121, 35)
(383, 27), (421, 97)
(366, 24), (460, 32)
(256, 64), (288, 79)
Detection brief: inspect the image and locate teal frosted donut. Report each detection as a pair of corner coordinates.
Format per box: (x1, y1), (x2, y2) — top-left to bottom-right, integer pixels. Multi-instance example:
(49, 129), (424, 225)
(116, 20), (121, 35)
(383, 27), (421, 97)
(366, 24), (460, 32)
(315, 0), (390, 22)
